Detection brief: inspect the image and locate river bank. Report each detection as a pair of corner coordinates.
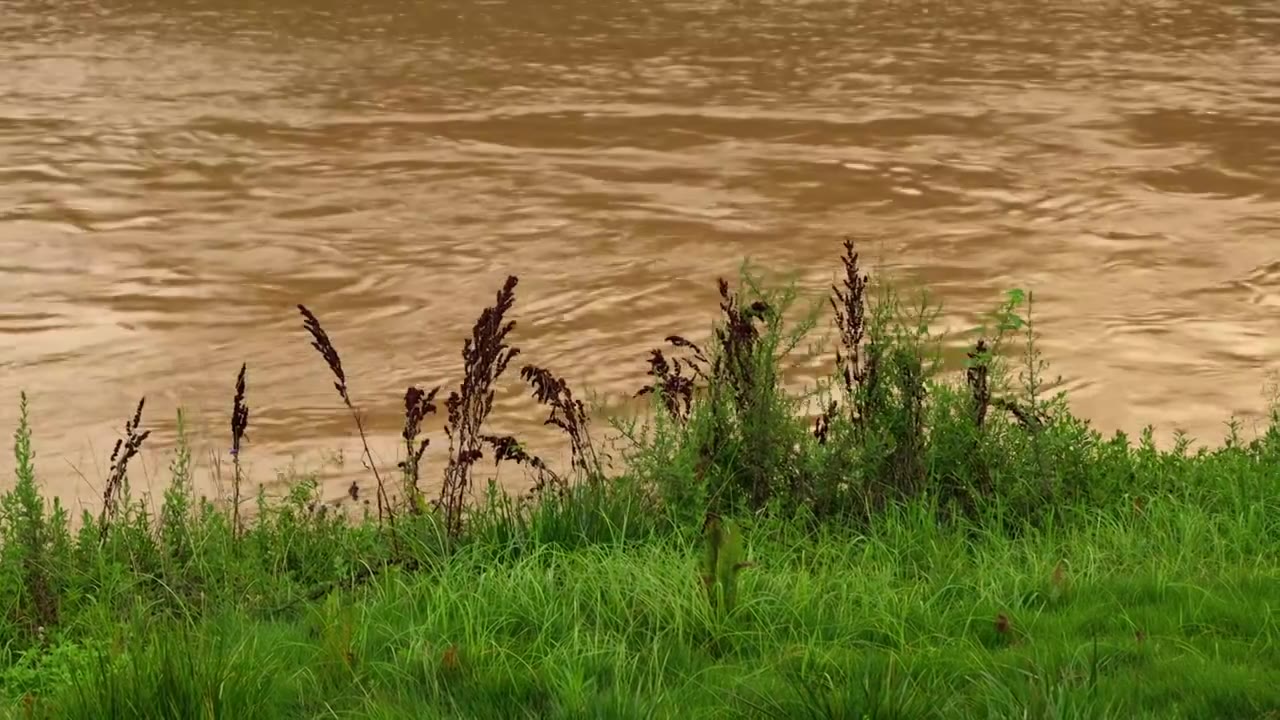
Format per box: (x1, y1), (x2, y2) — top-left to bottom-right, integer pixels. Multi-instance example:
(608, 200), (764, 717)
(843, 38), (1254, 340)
(3, 244), (1278, 718)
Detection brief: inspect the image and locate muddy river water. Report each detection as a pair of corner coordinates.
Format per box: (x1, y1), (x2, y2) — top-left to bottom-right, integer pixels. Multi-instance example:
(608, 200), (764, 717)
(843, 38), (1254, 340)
(2, 0), (1279, 506)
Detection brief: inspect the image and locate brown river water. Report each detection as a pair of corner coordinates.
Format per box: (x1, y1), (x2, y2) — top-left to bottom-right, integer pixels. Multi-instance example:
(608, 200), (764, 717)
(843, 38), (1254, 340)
(2, 0), (1279, 509)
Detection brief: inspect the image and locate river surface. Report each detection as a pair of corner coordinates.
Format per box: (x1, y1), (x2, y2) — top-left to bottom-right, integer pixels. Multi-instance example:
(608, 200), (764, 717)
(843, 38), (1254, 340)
(3, 0), (1279, 508)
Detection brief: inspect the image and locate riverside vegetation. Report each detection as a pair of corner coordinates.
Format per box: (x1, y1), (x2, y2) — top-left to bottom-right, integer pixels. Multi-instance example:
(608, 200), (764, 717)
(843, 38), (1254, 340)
(1, 240), (1278, 719)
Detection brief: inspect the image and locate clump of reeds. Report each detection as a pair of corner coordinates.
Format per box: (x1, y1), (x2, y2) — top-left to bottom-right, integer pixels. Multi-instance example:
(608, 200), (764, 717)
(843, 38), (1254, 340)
(230, 363), (250, 537)
(439, 275), (521, 537)
(298, 304), (394, 529)
(398, 385), (439, 515)
(98, 397), (150, 543)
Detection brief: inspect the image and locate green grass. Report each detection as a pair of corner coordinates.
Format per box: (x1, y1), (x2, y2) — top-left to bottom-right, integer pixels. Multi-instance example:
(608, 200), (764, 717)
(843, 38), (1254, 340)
(2, 245), (1278, 718)
(4, 501), (1277, 719)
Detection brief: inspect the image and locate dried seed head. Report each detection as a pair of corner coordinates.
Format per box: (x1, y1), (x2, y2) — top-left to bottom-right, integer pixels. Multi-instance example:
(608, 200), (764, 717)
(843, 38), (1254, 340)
(298, 304), (349, 403)
(439, 275), (522, 537)
(231, 363), (250, 455)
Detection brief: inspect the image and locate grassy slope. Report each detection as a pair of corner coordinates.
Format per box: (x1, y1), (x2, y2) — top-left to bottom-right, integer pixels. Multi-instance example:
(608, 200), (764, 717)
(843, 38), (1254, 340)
(5, 499), (1277, 719)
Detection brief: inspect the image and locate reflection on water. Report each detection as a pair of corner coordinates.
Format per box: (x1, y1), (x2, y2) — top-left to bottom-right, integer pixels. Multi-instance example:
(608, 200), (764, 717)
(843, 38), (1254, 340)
(2, 0), (1279, 503)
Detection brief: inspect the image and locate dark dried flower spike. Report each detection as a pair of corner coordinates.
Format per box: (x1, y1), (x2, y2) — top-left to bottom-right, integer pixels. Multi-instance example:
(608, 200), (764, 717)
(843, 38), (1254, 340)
(403, 387), (425, 440)
(815, 237), (881, 437)
(636, 333), (709, 424)
(831, 237), (870, 395)
(99, 397), (151, 542)
(402, 386), (439, 447)
(296, 304), (395, 530)
(108, 397), (147, 465)
(230, 363), (250, 537)
(399, 385), (439, 512)
(231, 363), (250, 455)
(521, 364), (596, 478)
(966, 340), (990, 428)
(482, 430), (558, 499)
(666, 335), (709, 368)
(130, 396), (145, 431)
(440, 275), (521, 538)
(298, 304), (348, 403)
(711, 277), (768, 411)
(482, 433), (543, 470)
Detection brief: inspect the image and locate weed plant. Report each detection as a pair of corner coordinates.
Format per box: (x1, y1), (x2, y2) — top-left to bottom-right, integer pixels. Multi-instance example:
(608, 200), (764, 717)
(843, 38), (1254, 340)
(1, 240), (1278, 718)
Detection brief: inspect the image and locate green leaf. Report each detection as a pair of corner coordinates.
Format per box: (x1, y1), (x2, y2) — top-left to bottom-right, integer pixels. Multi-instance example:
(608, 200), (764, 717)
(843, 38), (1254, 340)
(998, 315), (1025, 332)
